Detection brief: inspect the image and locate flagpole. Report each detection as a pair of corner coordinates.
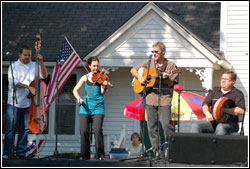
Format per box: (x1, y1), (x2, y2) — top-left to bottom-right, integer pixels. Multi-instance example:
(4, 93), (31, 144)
(64, 36), (89, 74)
(46, 37), (89, 110)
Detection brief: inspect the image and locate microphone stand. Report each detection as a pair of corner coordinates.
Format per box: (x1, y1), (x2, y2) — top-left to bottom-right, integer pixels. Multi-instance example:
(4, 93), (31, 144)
(120, 55), (152, 163)
(52, 61), (63, 159)
(41, 60), (63, 160)
(177, 89), (181, 133)
(139, 55), (152, 160)
(152, 87), (209, 133)
(9, 60), (18, 158)
(156, 72), (162, 160)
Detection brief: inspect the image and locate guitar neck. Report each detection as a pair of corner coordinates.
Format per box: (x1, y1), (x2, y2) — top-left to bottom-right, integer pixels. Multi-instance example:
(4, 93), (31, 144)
(148, 69), (178, 79)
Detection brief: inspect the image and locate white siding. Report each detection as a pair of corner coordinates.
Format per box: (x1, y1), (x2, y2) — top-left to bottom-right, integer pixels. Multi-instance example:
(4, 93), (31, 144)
(3, 2), (248, 157)
(98, 10), (210, 68)
(117, 19), (196, 59)
(103, 67), (139, 149)
(221, 1), (249, 135)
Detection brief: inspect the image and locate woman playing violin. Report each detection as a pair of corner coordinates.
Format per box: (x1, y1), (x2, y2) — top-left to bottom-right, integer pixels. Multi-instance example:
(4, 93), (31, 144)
(73, 56), (109, 160)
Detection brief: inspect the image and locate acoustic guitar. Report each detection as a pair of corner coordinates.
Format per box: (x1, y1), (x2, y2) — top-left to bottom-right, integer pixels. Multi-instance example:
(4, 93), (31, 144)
(132, 68), (181, 94)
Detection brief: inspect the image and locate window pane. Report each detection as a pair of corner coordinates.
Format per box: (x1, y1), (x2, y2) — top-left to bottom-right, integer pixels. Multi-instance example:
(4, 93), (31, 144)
(55, 105), (75, 135)
(55, 74), (76, 135)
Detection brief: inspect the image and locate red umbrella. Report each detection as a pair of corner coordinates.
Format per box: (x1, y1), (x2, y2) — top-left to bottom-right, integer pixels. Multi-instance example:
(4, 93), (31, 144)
(123, 84), (206, 121)
(123, 97), (144, 120)
(171, 84), (206, 121)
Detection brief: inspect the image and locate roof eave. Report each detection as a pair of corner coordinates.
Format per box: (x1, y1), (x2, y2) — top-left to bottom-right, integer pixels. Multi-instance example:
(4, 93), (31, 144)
(216, 60), (232, 70)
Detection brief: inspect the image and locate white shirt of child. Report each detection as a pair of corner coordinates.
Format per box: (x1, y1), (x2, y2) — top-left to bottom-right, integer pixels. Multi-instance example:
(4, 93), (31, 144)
(127, 143), (142, 158)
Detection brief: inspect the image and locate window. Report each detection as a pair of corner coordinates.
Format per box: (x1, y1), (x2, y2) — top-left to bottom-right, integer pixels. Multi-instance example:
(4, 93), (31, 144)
(55, 74), (76, 135)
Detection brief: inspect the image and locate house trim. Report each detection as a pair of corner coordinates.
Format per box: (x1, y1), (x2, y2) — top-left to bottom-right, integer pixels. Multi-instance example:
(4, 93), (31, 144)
(220, 2), (228, 54)
(84, 2), (232, 70)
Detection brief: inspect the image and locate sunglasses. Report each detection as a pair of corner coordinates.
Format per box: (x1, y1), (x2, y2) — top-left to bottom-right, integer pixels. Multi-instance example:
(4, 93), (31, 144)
(151, 50), (161, 54)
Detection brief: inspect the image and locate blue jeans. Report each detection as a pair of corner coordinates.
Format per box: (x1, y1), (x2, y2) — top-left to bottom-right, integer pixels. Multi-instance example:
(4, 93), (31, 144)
(3, 104), (30, 157)
(191, 119), (239, 135)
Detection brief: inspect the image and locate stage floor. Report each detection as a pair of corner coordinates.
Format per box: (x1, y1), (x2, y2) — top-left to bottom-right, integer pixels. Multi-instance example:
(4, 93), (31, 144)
(2, 157), (246, 167)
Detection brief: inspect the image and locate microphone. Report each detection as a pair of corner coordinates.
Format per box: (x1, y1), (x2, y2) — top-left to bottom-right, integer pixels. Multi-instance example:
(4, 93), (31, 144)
(148, 54), (153, 64)
(148, 54), (153, 60)
(6, 52), (13, 56)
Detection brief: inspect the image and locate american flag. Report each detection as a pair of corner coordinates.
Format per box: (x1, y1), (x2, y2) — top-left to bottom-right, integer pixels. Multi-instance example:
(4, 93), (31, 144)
(45, 37), (82, 110)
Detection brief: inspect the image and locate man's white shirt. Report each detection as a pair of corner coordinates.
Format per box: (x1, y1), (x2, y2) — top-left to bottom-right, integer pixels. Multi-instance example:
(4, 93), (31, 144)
(7, 59), (43, 108)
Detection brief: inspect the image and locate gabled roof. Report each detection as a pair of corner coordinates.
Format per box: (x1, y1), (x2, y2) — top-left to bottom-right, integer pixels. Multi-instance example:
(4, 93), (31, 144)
(155, 2), (221, 52)
(84, 2), (231, 69)
(3, 2), (222, 63)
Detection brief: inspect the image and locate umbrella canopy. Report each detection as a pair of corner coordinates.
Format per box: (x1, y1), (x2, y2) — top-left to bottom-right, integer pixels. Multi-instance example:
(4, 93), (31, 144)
(171, 84), (206, 121)
(123, 97), (144, 120)
(123, 84), (206, 121)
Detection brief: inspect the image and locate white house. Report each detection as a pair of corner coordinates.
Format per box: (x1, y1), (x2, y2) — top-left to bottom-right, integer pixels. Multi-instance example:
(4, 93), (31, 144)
(2, 2), (248, 157)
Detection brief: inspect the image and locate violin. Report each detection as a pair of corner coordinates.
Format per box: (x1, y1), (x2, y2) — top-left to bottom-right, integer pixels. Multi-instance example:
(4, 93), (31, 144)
(28, 34), (47, 134)
(81, 67), (114, 104)
(92, 68), (114, 88)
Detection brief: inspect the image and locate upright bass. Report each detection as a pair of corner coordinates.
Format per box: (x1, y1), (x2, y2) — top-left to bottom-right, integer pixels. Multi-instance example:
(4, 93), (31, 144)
(28, 35), (48, 134)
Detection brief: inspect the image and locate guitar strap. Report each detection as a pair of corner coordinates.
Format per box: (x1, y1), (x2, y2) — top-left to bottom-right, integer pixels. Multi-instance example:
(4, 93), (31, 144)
(160, 59), (168, 72)
(153, 59), (169, 88)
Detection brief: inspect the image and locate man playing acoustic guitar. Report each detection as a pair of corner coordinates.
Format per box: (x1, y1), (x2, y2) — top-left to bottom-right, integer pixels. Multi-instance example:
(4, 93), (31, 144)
(130, 42), (179, 159)
(191, 71), (245, 135)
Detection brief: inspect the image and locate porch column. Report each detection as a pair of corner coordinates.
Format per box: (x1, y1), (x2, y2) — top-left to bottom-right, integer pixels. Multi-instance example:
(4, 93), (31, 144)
(203, 67), (214, 94)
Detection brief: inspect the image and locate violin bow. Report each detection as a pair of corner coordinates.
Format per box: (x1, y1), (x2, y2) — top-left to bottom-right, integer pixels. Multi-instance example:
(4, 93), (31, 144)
(81, 78), (97, 104)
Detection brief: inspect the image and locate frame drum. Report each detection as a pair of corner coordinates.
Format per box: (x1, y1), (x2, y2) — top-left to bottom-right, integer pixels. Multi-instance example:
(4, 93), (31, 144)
(212, 97), (235, 123)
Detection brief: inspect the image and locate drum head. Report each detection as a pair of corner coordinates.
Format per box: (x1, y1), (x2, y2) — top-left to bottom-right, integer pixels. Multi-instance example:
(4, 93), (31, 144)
(212, 97), (235, 123)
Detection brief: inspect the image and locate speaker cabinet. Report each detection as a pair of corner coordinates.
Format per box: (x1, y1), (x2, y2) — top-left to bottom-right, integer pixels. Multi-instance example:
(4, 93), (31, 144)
(167, 133), (248, 165)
